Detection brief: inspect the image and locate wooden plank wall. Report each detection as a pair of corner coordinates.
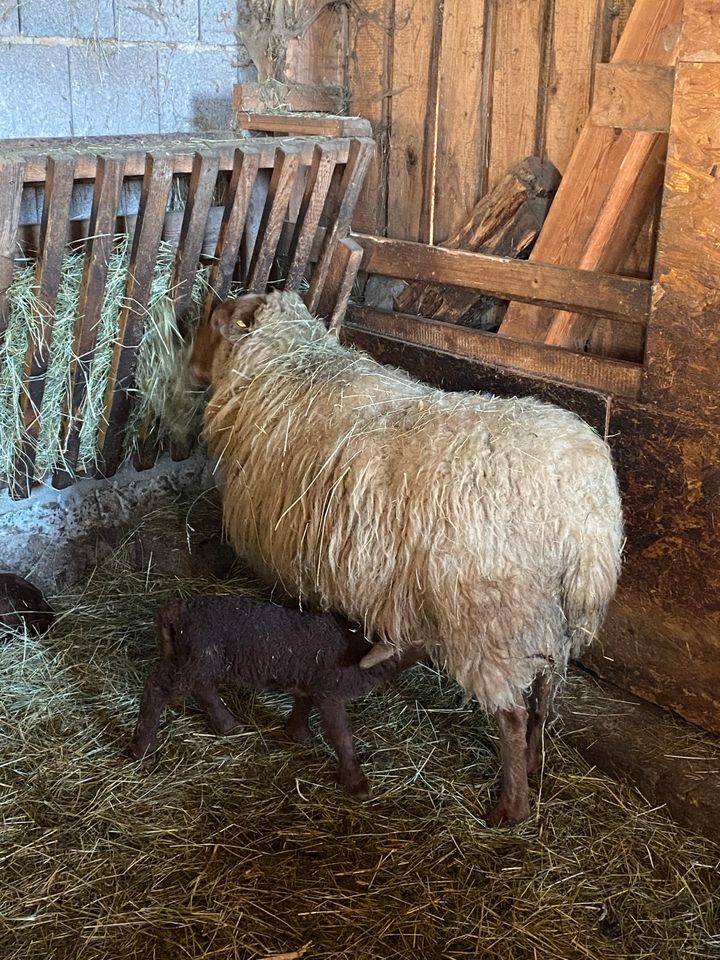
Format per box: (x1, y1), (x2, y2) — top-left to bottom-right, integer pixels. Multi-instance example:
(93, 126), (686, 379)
(344, 0), (654, 279)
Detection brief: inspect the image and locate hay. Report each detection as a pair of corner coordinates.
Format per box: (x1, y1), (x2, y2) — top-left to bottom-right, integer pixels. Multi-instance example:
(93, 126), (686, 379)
(0, 498), (718, 960)
(0, 239), (209, 484)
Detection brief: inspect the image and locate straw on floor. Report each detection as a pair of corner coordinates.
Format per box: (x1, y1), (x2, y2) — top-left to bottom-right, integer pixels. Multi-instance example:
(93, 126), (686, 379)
(1, 498), (718, 960)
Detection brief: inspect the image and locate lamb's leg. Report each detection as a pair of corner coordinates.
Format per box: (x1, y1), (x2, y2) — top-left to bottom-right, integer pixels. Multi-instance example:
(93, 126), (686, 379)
(285, 694), (313, 742)
(487, 705), (531, 826)
(317, 699), (370, 800)
(526, 671), (555, 776)
(359, 639), (395, 669)
(191, 683), (242, 735)
(129, 666), (182, 760)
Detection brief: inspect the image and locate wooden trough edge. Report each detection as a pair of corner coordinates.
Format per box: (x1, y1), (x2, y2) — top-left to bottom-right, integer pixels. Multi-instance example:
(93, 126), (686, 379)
(354, 234), (652, 325)
(343, 305), (643, 400)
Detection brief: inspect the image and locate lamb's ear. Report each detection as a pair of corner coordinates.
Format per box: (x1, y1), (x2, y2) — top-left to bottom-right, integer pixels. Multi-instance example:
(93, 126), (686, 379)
(212, 294), (267, 342)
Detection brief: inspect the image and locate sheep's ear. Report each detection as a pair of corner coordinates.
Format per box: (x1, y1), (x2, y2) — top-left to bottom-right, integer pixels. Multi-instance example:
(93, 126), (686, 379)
(212, 294), (267, 342)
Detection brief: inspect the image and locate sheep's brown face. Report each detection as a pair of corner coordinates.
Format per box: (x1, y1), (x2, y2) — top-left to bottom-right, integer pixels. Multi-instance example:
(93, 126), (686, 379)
(189, 294), (267, 386)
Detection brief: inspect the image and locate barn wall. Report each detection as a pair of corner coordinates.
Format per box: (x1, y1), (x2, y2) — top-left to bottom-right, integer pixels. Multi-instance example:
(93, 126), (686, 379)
(0, 0), (256, 139)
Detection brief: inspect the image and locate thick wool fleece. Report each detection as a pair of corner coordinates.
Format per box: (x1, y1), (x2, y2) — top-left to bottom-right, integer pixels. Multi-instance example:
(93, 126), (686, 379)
(203, 292), (623, 712)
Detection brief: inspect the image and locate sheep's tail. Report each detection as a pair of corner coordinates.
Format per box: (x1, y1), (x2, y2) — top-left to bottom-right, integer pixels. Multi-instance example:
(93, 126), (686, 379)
(561, 530), (622, 660)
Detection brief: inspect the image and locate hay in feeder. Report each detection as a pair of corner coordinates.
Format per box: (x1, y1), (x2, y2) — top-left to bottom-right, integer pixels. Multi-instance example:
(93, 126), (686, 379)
(0, 497), (718, 960)
(0, 239), (209, 484)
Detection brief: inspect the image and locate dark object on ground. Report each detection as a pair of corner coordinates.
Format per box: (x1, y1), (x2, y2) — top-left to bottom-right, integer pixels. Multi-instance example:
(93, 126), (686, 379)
(130, 595), (424, 798)
(0, 573), (54, 638)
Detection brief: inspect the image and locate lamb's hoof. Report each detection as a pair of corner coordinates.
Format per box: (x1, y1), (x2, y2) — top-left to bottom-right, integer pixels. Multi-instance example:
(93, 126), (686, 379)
(285, 721), (312, 743)
(340, 769), (371, 800)
(127, 739), (156, 763)
(214, 720), (243, 737)
(487, 796), (531, 827)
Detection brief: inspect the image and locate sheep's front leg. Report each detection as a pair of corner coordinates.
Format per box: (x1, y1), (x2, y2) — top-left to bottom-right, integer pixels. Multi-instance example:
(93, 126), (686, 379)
(285, 694), (313, 742)
(526, 671), (555, 776)
(129, 666), (182, 760)
(488, 705), (531, 826)
(317, 699), (370, 800)
(192, 683), (242, 735)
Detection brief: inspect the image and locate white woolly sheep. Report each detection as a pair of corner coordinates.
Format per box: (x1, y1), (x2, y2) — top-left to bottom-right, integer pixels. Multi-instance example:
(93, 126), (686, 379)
(189, 290), (623, 824)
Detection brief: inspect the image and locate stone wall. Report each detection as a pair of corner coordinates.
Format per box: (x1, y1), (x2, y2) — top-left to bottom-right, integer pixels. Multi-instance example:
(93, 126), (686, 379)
(0, 0), (255, 138)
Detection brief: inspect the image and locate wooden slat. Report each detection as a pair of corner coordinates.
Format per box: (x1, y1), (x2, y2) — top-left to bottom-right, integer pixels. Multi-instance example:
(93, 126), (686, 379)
(172, 152), (220, 322)
(644, 59), (720, 423)
(54, 155), (125, 488)
(98, 153), (175, 476)
(344, 305), (642, 398)
(247, 146), (302, 292)
(499, 0), (683, 344)
(284, 143), (338, 290)
(11, 157), (75, 498)
(487, 0), (545, 191)
(306, 139), (374, 312)
(316, 237), (363, 328)
(356, 234), (652, 323)
(0, 161), (25, 343)
(233, 81), (344, 114)
(386, 0), (442, 242)
(543, 0), (598, 175)
(433, 0), (486, 241)
(235, 112), (372, 138)
(591, 64), (674, 132)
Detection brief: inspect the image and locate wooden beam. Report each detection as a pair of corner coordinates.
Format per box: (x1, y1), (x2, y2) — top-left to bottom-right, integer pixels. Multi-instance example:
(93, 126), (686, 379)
(235, 112), (372, 139)
(247, 145), (302, 292)
(172, 152), (220, 322)
(284, 142), (338, 290)
(0, 161), (24, 344)
(344, 305), (642, 398)
(316, 237), (363, 328)
(356, 234), (652, 323)
(591, 64), (674, 132)
(233, 81), (344, 114)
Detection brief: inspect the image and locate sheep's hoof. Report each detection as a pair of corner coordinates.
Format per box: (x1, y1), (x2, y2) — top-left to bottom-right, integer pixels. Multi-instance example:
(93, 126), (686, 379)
(214, 720), (243, 737)
(127, 738), (157, 763)
(487, 795), (531, 827)
(285, 720), (312, 743)
(340, 768), (371, 801)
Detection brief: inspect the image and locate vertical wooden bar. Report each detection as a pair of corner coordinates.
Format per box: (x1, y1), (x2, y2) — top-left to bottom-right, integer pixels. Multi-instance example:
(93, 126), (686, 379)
(97, 153), (175, 477)
(0, 161), (25, 344)
(53, 155), (125, 489)
(247, 146), (302, 293)
(284, 143), (338, 291)
(433, 0), (487, 242)
(11, 157), (75, 498)
(386, 0), (442, 242)
(306, 138), (374, 313)
(172, 152), (220, 323)
(317, 237), (364, 329)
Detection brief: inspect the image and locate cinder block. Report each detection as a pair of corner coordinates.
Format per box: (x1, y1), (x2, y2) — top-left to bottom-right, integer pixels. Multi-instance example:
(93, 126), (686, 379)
(19, 0), (114, 39)
(0, 0), (19, 36)
(115, 0), (198, 43)
(70, 44), (160, 136)
(199, 0), (237, 44)
(0, 42), (72, 137)
(158, 47), (238, 132)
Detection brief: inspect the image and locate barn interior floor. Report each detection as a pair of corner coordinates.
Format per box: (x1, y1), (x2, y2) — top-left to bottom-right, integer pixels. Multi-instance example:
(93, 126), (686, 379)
(2, 493), (719, 960)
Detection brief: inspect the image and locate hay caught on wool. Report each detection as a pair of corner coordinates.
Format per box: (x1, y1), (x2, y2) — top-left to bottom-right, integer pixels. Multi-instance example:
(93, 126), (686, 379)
(1, 497), (718, 960)
(0, 239), (209, 484)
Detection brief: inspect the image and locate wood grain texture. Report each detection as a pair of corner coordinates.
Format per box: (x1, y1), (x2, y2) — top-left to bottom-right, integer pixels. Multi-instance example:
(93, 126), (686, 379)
(54, 155), (125, 488)
(0, 161), (24, 342)
(248, 146), (302, 292)
(172, 152), (220, 322)
(643, 61), (720, 424)
(679, 0), (720, 61)
(386, 0), (441, 242)
(433, 0), (486, 242)
(285, 0), (348, 87)
(12, 157), (75, 498)
(98, 153), (175, 476)
(591, 63), (674, 131)
(357, 234), (652, 322)
(344, 305), (642, 398)
(235, 112), (372, 138)
(285, 143), (338, 290)
(487, 0), (545, 191)
(317, 236), (363, 328)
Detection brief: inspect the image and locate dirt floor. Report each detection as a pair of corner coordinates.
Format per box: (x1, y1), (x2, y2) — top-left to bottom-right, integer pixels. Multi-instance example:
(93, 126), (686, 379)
(1, 494), (719, 960)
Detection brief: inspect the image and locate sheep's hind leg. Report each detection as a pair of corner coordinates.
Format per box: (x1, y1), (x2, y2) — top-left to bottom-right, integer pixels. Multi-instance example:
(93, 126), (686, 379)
(526, 671), (555, 776)
(488, 705), (531, 826)
(192, 683), (242, 735)
(317, 699), (370, 800)
(129, 666), (183, 760)
(285, 694), (313, 742)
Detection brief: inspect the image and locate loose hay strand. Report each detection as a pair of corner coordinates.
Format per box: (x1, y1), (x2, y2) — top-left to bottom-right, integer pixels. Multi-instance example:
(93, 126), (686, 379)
(0, 500), (718, 960)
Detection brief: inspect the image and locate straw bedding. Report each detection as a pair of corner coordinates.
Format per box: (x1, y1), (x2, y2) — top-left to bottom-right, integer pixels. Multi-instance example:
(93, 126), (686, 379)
(1, 497), (718, 960)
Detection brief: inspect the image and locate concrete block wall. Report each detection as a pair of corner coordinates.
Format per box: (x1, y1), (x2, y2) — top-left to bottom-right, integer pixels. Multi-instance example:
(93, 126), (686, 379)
(0, 0), (256, 139)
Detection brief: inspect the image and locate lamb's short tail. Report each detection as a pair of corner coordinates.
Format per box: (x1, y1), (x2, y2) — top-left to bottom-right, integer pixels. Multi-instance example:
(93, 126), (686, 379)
(561, 530), (622, 659)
